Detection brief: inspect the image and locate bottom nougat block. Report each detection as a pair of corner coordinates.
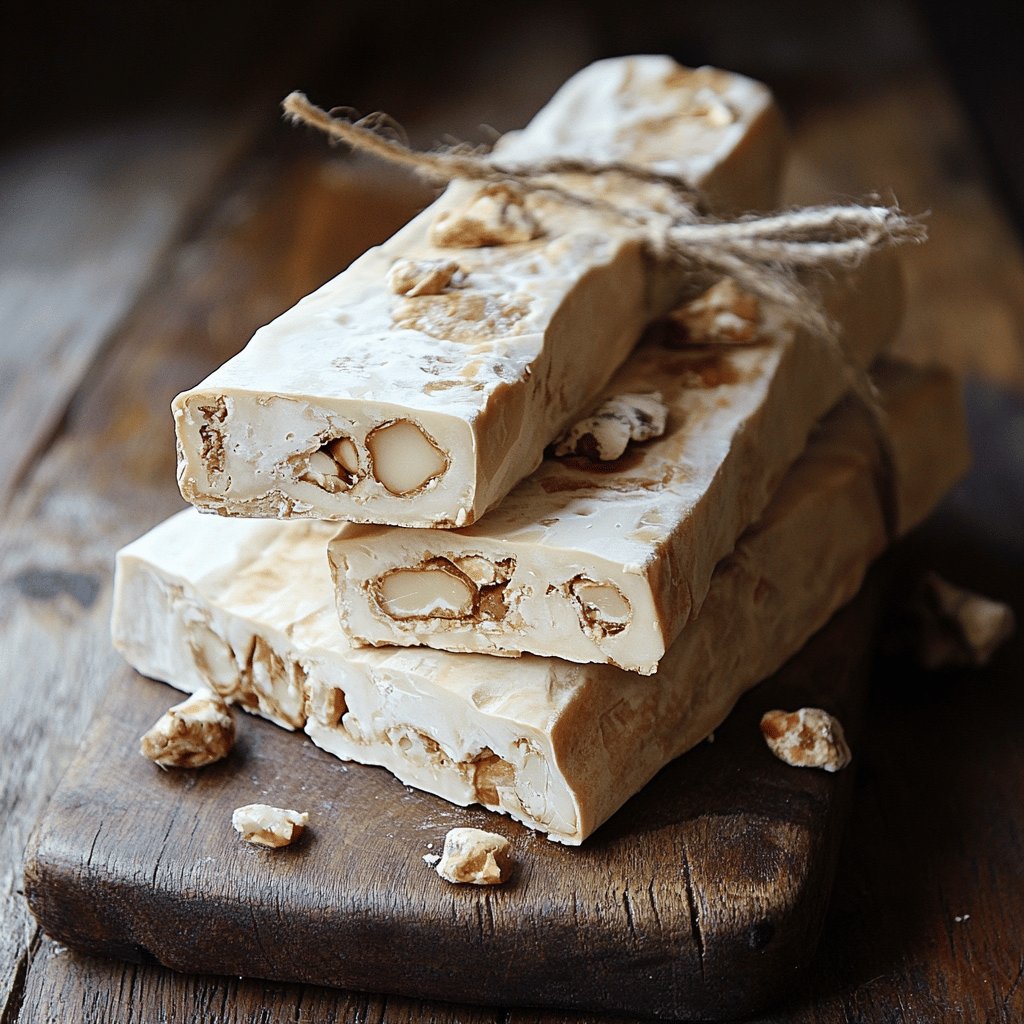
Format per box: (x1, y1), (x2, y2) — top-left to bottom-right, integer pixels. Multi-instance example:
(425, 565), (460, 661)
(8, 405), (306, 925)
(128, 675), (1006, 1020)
(112, 362), (968, 844)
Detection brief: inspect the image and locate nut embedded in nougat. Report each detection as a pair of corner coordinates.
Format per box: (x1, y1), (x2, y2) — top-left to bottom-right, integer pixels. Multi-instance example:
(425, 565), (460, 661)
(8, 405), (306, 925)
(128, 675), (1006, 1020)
(667, 278), (761, 345)
(552, 392), (668, 461)
(387, 257), (462, 296)
(376, 559), (477, 619)
(568, 577), (632, 637)
(298, 435), (362, 493)
(366, 419), (449, 496)
(430, 183), (542, 248)
(300, 451), (350, 494)
(372, 555), (514, 623)
(435, 827), (513, 885)
(330, 437), (360, 475)
(305, 684), (348, 730)
(139, 689), (235, 768)
(471, 749), (516, 806)
(196, 397), (228, 481)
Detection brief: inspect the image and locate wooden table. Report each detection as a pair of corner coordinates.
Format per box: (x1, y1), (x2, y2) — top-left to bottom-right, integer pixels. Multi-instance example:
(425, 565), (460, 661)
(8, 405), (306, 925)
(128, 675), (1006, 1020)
(2, 5), (1021, 1021)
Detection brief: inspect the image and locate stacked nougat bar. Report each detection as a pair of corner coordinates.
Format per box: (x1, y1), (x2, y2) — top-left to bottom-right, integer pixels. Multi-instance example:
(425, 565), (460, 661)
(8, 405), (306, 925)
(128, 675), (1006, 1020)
(113, 57), (969, 844)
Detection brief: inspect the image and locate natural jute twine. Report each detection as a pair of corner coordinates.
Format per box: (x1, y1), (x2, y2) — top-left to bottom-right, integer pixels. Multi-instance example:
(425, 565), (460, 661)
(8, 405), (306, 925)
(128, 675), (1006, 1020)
(283, 92), (927, 537)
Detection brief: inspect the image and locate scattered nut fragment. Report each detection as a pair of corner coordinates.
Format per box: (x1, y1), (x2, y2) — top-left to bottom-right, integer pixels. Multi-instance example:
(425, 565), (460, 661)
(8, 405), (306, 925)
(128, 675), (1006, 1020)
(552, 392), (667, 461)
(232, 804), (309, 849)
(139, 689), (235, 768)
(387, 257), (462, 297)
(760, 708), (852, 773)
(912, 573), (1016, 670)
(667, 279), (761, 345)
(435, 827), (513, 885)
(431, 183), (541, 248)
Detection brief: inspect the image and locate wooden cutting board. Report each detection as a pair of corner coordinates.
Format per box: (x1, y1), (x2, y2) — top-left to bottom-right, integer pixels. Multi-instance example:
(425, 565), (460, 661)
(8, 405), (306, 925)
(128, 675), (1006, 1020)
(23, 577), (881, 1021)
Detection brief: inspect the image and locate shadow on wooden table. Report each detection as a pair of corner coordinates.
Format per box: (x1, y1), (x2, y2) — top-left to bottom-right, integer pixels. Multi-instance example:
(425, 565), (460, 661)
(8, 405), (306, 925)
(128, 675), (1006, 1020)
(769, 420), (1024, 1022)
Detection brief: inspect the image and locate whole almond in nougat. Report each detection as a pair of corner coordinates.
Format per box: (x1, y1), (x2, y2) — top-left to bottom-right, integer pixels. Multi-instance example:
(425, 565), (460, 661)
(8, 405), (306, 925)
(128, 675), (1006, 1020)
(172, 57), (786, 528)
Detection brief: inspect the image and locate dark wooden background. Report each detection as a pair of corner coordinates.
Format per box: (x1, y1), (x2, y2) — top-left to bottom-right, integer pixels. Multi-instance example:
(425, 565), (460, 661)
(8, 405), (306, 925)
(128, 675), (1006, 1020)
(1, 1), (1022, 1021)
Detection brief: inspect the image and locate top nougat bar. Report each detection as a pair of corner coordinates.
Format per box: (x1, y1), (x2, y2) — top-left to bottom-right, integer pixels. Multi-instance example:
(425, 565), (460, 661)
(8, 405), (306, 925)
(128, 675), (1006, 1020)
(328, 254), (902, 674)
(173, 56), (786, 527)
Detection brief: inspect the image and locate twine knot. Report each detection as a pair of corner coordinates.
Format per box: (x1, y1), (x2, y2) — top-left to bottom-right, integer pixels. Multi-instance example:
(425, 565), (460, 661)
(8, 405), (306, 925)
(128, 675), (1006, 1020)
(283, 91), (924, 537)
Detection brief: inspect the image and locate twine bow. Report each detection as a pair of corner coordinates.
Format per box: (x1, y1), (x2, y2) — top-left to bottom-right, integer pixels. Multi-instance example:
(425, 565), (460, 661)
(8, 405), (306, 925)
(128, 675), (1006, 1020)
(283, 91), (925, 537)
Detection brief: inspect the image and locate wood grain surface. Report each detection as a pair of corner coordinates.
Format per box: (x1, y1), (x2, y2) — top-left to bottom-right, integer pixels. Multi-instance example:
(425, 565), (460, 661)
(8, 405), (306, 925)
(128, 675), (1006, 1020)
(0, 114), (257, 502)
(22, 576), (880, 1021)
(2, 3), (1022, 1021)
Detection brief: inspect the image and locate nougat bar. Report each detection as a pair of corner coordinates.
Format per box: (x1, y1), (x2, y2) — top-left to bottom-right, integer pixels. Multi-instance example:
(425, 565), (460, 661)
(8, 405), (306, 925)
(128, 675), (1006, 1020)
(172, 56), (786, 528)
(330, 252), (902, 673)
(113, 362), (967, 844)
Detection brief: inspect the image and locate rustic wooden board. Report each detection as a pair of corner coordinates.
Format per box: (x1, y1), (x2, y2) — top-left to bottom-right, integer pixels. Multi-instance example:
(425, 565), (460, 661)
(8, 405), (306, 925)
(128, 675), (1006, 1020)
(23, 576), (880, 1022)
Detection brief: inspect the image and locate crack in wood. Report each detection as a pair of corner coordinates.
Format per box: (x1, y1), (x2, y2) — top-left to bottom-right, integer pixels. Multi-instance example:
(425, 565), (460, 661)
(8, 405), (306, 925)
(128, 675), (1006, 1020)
(679, 843), (705, 981)
(1001, 955), (1024, 1015)
(0, 399), (76, 515)
(646, 878), (663, 932)
(0, 933), (37, 1024)
(482, 891), (495, 936)
(85, 824), (103, 871)
(621, 887), (638, 940)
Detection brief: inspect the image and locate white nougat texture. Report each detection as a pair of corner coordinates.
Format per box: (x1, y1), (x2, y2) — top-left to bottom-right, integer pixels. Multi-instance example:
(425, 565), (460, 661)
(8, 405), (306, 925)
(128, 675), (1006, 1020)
(114, 362), (968, 844)
(172, 57), (786, 528)
(329, 252), (903, 674)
